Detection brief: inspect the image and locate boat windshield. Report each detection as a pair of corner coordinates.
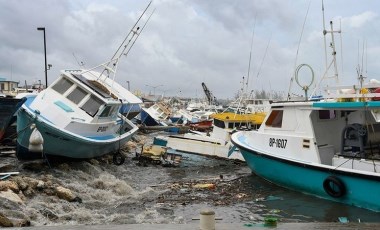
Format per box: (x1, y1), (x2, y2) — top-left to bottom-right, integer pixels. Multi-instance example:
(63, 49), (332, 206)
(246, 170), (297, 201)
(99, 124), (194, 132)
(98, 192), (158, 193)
(67, 86), (87, 104)
(99, 105), (118, 118)
(81, 95), (104, 117)
(52, 77), (74, 94)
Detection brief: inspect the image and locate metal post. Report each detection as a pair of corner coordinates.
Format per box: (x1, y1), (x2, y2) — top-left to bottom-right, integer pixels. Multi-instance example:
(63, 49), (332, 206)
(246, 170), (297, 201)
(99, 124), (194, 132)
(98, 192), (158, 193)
(37, 27), (48, 87)
(126, 81), (130, 91)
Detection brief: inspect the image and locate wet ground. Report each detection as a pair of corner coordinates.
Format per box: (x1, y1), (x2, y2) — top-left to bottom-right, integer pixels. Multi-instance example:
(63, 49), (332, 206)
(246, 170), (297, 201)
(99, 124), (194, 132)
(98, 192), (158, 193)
(1, 132), (380, 227)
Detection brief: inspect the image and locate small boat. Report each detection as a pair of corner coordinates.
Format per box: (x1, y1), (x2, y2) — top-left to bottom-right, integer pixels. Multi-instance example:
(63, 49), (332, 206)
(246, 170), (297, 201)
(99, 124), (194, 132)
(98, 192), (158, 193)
(0, 97), (26, 143)
(188, 119), (213, 132)
(139, 101), (171, 126)
(231, 16), (380, 211)
(154, 109), (266, 161)
(16, 2), (153, 160)
(119, 99), (142, 120)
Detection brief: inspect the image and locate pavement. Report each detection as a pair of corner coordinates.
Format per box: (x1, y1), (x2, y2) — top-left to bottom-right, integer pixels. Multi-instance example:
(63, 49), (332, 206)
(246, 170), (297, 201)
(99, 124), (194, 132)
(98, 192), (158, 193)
(10, 222), (380, 230)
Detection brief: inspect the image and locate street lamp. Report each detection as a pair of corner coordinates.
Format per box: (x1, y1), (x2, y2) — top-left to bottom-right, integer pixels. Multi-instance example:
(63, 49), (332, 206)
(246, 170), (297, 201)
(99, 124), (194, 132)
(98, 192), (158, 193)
(145, 84), (163, 96)
(37, 27), (48, 87)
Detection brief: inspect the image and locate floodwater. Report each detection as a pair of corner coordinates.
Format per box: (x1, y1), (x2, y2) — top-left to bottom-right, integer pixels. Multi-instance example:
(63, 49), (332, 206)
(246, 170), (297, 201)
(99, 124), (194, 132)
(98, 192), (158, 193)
(1, 132), (380, 227)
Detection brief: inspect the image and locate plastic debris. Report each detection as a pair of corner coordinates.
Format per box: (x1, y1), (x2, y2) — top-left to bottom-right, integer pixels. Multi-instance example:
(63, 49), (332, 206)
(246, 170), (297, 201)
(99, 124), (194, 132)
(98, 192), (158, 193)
(264, 217), (278, 226)
(338, 216), (349, 223)
(193, 183), (216, 189)
(265, 195), (283, 201)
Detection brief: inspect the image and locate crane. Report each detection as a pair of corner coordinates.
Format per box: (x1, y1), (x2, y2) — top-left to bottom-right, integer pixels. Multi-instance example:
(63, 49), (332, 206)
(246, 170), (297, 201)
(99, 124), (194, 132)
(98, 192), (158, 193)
(201, 82), (218, 105)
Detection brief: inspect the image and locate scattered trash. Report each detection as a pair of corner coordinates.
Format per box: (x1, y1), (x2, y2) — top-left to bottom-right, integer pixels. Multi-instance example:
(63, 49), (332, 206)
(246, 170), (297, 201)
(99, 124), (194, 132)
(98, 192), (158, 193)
(269, 209), (281, 214)
(0, 172), (19, 180)
(193, 183), (216, 189)
(265, 195), (283, 201)
(134, 144), (182, 167)
(264, 217), (278, 226)
(255, 195), (283, 202)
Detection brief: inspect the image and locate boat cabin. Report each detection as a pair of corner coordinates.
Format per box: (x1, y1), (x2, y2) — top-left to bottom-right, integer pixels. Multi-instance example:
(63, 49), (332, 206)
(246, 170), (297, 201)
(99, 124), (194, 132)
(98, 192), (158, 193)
(259, 100), (380, 173)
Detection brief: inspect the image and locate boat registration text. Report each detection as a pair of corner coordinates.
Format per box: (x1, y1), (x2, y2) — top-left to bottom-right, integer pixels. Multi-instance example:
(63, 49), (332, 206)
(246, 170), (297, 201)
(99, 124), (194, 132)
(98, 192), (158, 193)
(269, 138), (287, 148)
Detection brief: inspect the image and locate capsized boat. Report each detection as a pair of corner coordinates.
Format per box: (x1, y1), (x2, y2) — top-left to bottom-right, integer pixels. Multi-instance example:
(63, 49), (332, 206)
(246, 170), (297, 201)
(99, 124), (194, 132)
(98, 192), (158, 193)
(231, 16), (380, 211)
(16, 2), (153, 160)
(139, 101), (171, 126)
(16, 70), (140, 160)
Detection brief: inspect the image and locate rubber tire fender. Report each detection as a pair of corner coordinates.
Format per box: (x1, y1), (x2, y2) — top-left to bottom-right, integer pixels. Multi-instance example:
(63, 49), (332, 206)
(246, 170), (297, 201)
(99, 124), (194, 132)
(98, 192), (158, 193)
(323, 176), (346, 198)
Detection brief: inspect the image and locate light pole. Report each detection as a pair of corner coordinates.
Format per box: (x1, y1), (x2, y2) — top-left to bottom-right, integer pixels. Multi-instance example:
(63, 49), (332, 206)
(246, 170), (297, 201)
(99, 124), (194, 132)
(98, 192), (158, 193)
(37, 27), (48, 88)
(145, 84), (163, 96)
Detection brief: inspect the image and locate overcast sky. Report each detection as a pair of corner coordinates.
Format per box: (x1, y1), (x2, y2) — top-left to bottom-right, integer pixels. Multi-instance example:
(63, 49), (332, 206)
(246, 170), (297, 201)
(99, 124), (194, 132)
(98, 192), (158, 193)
(1, 0), (380, 99)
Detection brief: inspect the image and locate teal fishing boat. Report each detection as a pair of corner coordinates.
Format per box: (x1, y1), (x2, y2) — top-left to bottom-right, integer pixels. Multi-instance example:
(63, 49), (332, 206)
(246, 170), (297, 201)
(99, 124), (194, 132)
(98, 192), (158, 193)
(231, 7), (380, 212)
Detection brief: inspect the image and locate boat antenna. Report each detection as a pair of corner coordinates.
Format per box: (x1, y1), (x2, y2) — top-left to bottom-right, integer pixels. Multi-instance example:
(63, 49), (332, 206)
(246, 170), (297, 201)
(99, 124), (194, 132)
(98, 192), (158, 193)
(308, 1), (342, 99)
(73, 53), (85, 68)
(357, 40), (366, 88)
(322, 0), (328, 69)
(339, 19), (344, 78)
(109, 7), (155, 85)
(255, 34), (271, 80)
(246, 13), (257, 94)
(123, 8), (156, 58)
(286, 0), (311, 101)
(106, 1), (152, 69)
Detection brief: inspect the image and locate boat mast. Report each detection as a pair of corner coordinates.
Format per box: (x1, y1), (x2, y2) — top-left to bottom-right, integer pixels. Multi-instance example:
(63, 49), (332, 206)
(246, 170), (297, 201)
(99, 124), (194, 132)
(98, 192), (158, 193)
(246, 14), (257, 96)
(329, 21), (340, 83)
(286, 0), (310, 101)
(309, 4), (342, 99)
(322, 0), (328, 69)
(82, 1), (154, 84)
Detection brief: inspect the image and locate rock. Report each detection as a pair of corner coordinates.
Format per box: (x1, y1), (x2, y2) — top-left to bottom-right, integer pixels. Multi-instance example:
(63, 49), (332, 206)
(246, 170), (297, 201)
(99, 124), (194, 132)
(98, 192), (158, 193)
(0, 181), (19, 192)
(89, 159), (99, 165)
(0, 213), (13, 227)
(0, 163), (14, 172)
(36, 180), (45, 190)
(13, 218), (31, 227)
(40, 208), (59, 220)
(126, 141), (137, 150)
(12, 176), (28, 191)
(17, 191), (26, 202)
(56, 186), (76, 202)
(0, 189), (23, 204)
(20, 160), (48, 171)
(57, 163), (70, 171)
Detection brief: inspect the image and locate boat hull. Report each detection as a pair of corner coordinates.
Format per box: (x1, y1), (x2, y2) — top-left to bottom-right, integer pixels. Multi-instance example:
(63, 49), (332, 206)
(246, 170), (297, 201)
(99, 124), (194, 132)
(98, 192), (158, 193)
(16, 103), (137, 160)
(139, 108), (160, 126)
(120, 103), (141, 119)
(0, 97), (26, 143)
(154, 135), (244, 161)
(232, 133), (380, 212)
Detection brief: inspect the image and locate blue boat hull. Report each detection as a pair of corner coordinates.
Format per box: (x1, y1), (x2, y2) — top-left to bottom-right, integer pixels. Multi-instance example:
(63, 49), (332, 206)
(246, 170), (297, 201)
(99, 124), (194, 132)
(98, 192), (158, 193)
(16, 98), (137, 160)
(120, 103), (141, 119)
(139, 109), (160, 126)
(235, 143), (380, 212)
(0, 97), (26, 142)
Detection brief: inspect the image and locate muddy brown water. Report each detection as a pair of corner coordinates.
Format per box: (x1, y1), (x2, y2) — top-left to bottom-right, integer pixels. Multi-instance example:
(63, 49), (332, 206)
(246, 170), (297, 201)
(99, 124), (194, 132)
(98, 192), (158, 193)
(1, 132), (380, 227)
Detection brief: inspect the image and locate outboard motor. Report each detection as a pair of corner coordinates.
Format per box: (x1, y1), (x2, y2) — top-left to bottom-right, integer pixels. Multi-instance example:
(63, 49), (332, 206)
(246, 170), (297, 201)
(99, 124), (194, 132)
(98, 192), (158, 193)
(341, 123), (367, 158)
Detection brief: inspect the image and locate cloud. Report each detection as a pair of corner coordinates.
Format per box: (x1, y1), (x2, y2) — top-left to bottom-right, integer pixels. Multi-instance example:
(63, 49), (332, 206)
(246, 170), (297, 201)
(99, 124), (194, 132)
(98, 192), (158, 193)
(342, 11), (377, 28)
(1, 0), (380, 99)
